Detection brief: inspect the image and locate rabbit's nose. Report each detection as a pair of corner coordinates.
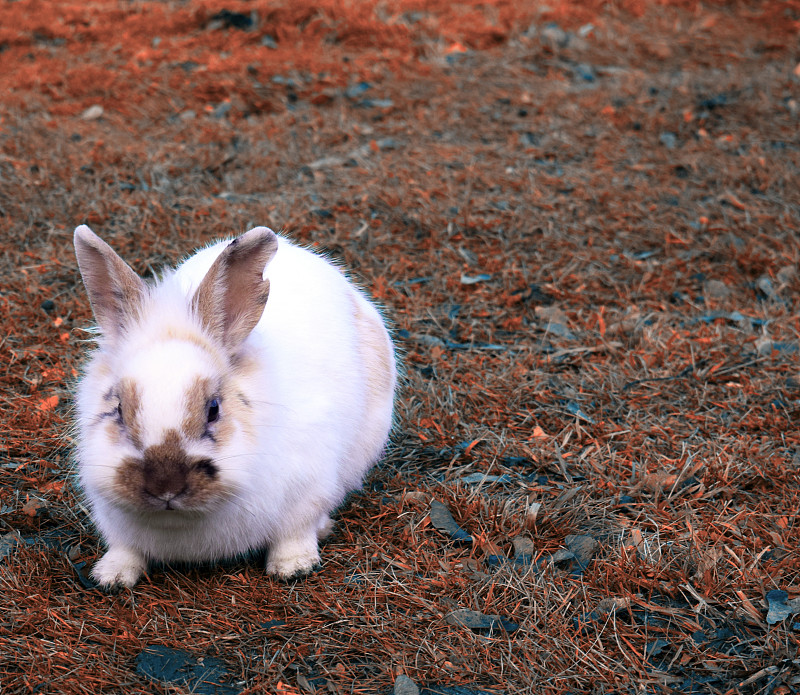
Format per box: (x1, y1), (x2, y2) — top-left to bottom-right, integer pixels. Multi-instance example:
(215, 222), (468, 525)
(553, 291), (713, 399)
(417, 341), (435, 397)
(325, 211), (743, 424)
(139, 429), (191, 503)
(142, 461), (188, 502)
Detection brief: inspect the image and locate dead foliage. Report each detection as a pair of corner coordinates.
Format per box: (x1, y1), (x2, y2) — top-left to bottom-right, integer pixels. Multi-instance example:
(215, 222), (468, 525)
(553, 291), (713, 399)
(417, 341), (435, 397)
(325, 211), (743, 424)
(0, 1), (799, 693)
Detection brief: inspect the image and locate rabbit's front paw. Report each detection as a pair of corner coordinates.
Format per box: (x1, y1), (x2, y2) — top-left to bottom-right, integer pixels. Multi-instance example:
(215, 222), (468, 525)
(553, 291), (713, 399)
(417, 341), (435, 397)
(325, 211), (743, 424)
(92, 546), (146, 589)
(266, 535), (321, 580)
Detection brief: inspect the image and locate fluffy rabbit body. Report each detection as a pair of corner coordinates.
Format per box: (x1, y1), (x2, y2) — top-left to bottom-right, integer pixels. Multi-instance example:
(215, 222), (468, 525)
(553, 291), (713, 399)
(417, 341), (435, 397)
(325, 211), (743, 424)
(73, 225), (396, 588)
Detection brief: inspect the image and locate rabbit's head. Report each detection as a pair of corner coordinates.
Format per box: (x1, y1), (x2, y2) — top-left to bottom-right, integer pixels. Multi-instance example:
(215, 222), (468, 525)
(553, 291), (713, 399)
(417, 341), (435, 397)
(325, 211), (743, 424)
(73, 225), (277, 517)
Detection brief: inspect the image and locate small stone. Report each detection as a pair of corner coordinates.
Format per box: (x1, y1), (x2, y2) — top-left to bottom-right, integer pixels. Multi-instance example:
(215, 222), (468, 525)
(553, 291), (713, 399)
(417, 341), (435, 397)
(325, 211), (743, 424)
(704, 279), (730, 299)
(512, 536), (534, 557)
(777, 265), (796, 285)
(375, 137), (400, 150)
(345, 81), (372, 99)
(394, 674), (419, 695)
(756, 274), (777, 299)
(549, 548), (575, 566)
(40, 299), (55, 313)
(80, 105), (104, 121)
(212, 102), (231, 119)
(574, 63), (596, 82)
(659, 131), (677, 149)
(541, 23), (569, 47)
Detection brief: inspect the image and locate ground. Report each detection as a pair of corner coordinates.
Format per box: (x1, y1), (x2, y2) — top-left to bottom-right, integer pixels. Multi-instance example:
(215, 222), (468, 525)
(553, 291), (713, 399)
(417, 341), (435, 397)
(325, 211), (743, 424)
(0, 1), (799, 693)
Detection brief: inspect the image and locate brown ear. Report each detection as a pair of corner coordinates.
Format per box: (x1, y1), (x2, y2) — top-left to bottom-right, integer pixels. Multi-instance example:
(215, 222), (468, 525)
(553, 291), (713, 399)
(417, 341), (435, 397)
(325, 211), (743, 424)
(74, 225), (146, 340)
(192, 227), (278, 350)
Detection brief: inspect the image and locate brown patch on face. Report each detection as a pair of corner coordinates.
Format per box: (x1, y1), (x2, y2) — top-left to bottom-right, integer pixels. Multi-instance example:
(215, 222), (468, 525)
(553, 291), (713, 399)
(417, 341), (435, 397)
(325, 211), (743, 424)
(177, 368), (256, 448)
(181, 376), (215, 440)
(118, 378), (143, 449)
(113, 429), (221, 510)
(226, 355), (260, 444)
(164, 325), (217, 354)
(218, 387), (253, 445)
(104, 418), (123, 447)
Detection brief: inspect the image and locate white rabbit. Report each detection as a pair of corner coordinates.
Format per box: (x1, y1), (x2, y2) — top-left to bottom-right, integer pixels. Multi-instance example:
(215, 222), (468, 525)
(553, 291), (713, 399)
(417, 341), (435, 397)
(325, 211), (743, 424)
(73, 225), (396, 588)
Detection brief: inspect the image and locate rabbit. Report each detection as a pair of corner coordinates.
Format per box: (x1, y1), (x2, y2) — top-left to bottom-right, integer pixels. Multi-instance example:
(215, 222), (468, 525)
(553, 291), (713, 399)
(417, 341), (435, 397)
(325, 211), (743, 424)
(73, 224), (396, 588)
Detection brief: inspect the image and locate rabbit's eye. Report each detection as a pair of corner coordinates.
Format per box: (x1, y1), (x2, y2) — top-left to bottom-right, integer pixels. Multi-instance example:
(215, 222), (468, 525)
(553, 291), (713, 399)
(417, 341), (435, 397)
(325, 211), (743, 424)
(116, 402), (123, 423)
(207, 398), (220, 424)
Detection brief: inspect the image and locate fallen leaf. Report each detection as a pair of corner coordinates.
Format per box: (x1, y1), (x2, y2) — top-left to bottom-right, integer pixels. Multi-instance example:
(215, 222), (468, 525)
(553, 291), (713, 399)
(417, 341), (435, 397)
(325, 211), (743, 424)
(135, 645), (238, 694)
(37, 395), (59, 411)
(22, 498), (46, 517)
(565, 534), (599, 572)
(429, 500), (472, 543)
(0, 532), (20, 560)
(445, 608), (518, 633)
(525, 502), (542, 526)
(594, 596), (631, 615)
(446, 42), (468, 54)
(460, 272), (492, 285)
(766, 590), (800, 625)
(459, 472), (513, 485)
(512, 535), (534, 566)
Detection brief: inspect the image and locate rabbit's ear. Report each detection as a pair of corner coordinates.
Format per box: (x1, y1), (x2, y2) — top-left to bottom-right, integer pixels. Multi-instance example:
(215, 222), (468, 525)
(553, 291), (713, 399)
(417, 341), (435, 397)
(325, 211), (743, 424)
(193, 227), (278, 350)
(74, 225), (146, 340)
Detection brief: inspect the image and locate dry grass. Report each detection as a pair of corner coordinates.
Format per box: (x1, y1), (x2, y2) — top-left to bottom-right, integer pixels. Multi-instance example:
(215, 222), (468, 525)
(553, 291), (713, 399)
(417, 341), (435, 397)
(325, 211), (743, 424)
(1, 1), (799, 693)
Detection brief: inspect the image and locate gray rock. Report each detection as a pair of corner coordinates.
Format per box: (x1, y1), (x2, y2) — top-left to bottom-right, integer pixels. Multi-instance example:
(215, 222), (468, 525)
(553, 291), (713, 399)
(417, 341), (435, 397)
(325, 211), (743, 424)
(394, 674), (420, 695)
(659, 132), (677, 149)
(704, 279), (731, 299)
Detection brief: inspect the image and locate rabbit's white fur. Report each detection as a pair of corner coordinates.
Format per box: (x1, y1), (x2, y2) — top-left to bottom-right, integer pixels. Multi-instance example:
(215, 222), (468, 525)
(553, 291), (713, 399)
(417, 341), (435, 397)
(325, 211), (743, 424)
(74, 225), (396, 588)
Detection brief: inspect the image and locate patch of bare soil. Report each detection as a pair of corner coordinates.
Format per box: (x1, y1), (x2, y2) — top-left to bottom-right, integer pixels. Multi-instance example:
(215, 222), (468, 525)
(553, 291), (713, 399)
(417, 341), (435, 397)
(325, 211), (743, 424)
(0, 1), (798, 693)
